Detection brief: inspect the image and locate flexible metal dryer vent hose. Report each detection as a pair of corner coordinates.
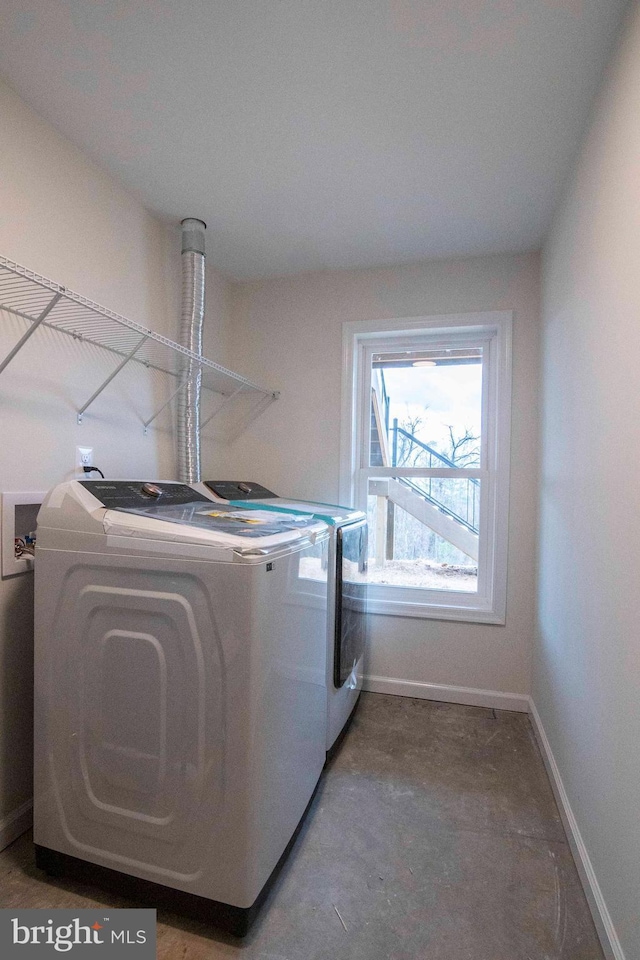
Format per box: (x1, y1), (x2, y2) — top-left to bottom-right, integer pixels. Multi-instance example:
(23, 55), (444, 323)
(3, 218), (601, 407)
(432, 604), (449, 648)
(176, 218), (206, 484)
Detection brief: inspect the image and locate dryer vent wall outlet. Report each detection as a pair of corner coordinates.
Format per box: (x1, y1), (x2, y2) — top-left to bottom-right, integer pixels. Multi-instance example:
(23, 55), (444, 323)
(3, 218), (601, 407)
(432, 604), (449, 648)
(1, 490), (47, 578)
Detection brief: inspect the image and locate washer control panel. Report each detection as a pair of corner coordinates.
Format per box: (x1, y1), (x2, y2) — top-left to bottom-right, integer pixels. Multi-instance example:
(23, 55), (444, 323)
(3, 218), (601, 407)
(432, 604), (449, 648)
(205, 480), (277, 501)
(79, 481), (209, 508)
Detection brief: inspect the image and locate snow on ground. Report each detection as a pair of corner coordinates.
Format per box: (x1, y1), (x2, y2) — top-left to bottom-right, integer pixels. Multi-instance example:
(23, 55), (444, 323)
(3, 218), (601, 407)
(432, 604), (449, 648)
(364, 559), (477, 592)
(301, 556), (478, 593)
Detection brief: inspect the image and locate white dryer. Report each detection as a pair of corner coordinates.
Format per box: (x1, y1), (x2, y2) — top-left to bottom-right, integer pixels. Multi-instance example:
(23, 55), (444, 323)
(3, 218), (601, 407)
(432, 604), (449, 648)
(197, 481), (368, 754)
(33, 480), (329, 935)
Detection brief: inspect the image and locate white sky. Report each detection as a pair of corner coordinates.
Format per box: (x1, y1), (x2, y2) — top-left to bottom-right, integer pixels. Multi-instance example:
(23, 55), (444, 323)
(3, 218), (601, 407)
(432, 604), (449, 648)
(381, 363), (482, 450)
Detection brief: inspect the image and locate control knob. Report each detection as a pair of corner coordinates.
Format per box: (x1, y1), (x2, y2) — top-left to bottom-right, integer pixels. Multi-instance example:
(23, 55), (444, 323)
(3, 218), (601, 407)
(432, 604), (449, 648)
(141, 482), (163, 498)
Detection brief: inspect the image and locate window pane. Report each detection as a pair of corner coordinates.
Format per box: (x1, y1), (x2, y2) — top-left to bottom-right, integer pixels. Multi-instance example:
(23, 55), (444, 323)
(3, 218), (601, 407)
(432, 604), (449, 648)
(370, 348), (482, 468)
(367, 479), (479, 593)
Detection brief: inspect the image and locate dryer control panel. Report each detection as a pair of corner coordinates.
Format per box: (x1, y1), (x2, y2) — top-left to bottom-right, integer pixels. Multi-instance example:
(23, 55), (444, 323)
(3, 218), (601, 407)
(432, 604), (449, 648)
(205, 480), (277, 500)
(79, 481), (209, 509)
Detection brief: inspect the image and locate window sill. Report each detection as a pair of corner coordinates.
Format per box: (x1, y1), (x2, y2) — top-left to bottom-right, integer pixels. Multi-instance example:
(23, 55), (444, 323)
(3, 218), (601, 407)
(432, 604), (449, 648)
(366, 593), (506, 625)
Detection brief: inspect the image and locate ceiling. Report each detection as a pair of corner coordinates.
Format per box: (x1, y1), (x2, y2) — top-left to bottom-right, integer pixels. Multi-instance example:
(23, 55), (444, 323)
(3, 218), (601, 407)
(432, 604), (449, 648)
(0, 1), (630, 280)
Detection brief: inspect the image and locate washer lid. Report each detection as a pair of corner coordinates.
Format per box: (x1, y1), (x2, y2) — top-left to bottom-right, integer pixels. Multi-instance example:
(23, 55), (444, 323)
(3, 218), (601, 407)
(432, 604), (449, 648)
(105, 501), (327, 550)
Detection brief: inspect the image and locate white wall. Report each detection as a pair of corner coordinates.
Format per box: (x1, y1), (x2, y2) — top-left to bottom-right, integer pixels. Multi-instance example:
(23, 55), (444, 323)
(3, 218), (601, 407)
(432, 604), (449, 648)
(217, 252), (540, 703)
(535, 4), (640, 957)
(0, 80), (231, 844)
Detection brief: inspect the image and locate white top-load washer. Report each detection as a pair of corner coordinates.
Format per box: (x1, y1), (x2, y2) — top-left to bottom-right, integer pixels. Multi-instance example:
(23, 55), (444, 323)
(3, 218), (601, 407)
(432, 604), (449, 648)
(33, 479), (330, 935)
(195, 481), (368, 754)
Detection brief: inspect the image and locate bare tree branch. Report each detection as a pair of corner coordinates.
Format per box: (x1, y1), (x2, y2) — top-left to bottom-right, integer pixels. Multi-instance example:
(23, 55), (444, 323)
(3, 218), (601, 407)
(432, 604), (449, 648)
(445, 425), (480, 466)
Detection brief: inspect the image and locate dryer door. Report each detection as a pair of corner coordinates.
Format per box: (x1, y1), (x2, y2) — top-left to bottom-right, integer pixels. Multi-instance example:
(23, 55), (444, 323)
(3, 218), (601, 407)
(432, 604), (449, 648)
(334, 519), (368, 688)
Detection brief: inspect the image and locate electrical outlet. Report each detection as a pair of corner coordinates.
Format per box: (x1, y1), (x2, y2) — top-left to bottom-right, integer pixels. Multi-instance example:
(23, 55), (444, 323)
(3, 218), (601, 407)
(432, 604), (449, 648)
(76, 446), (93, 476)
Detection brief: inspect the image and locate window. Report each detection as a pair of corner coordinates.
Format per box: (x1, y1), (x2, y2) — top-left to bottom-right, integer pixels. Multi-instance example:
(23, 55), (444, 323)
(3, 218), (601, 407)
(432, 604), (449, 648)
(340, 313), (512, 623)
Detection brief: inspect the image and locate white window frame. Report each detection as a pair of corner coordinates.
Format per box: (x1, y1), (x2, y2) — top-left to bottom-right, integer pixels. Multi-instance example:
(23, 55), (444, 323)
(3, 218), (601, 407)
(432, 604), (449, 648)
(340, 312), (512, 624)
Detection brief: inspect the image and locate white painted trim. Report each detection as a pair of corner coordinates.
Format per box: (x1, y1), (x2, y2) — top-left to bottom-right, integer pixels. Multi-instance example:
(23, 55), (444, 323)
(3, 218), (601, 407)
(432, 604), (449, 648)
(363, 674), (529, 712)
(365, 595), (505, 623)
(528, 698), (625, 960)
(0, 798), (32, 852)
(340, 311), (512, 623)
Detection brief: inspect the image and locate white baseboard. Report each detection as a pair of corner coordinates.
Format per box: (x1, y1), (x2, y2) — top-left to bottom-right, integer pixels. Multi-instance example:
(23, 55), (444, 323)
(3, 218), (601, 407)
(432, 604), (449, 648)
(0, 697), (622, 960)
(528, 698), (625, 960)
(362, 678), (623, 957)
(0, 798), (32, 852)
(363, 674), (530, 712)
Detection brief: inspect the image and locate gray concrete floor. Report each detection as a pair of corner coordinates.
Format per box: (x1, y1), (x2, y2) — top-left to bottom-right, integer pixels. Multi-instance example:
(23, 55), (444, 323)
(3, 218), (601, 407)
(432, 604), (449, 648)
(0, 693), (604, 959)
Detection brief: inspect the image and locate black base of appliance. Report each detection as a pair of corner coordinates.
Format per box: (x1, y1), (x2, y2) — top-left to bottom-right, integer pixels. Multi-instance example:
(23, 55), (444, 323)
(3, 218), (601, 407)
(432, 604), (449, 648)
(35, 781), (320, 938)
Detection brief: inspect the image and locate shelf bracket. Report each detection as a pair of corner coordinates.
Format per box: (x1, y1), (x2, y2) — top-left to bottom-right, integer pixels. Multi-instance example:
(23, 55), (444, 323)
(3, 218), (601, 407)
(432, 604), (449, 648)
(143, 375), (192, 434)
(234, 391), (279, 432)
(199, 384), (245, 432)
(0, 290), (63, 378)
(77, 335), (148, 424)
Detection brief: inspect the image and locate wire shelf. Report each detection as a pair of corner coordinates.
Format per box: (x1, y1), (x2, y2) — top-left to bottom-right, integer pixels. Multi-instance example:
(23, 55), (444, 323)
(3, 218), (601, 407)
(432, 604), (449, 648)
(0, 255), (278, 431)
